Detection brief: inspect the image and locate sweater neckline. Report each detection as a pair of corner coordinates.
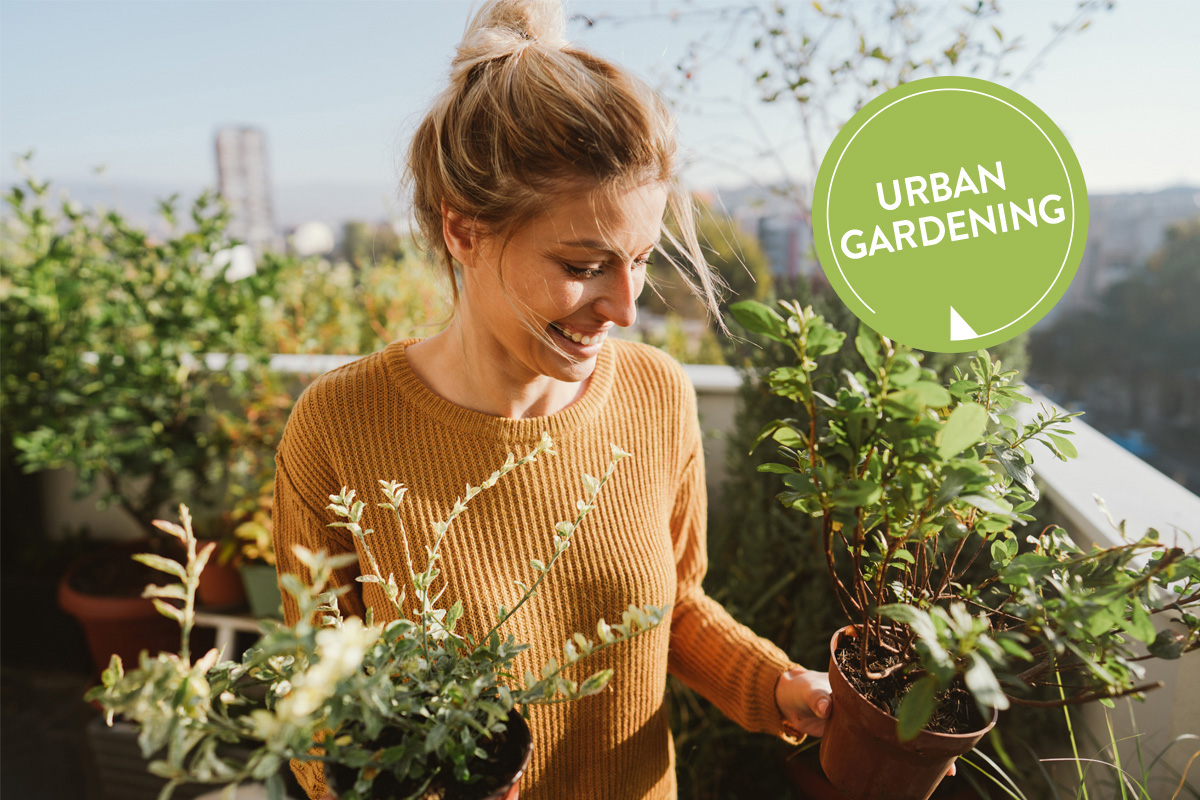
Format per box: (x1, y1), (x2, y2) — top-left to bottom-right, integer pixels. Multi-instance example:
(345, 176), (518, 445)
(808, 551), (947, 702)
(386, 338), (617, 442)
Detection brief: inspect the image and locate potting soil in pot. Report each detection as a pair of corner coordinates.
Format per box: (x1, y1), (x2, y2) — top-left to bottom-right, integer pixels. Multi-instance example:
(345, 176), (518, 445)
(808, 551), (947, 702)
(834, 636), (986, 735)
(326, 717), (529, 800)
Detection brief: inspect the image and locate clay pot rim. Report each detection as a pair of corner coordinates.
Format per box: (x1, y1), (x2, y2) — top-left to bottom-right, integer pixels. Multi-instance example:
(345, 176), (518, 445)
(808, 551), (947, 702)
(57, 543), (168, 616)
(829, 624), (998, 745)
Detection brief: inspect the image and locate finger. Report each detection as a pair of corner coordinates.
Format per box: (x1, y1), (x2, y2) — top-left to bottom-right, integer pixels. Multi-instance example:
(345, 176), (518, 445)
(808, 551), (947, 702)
(790, 716), (827, 738)
(814, 694), (831, 718)
(947, 762), (956, 777)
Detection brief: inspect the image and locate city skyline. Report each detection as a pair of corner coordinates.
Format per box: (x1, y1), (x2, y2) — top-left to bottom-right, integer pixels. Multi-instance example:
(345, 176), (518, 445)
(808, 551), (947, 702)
(3, 0), (1199, 213)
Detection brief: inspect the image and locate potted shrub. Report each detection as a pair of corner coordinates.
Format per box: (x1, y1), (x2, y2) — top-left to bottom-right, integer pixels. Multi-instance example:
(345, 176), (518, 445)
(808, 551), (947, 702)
(2, 164), (282, 670)
(731, 299), (1200, 800)
(233, 491), (283, 619)
(88, 434), (667, 800)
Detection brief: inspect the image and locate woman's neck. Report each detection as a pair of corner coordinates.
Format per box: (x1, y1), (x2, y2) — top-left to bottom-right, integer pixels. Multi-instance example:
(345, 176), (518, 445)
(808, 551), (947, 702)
(405, 323), (590, 420)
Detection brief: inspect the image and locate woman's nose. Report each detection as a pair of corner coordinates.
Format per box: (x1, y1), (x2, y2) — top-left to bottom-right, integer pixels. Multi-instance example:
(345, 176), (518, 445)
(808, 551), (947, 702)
(595, 268), (643, 328)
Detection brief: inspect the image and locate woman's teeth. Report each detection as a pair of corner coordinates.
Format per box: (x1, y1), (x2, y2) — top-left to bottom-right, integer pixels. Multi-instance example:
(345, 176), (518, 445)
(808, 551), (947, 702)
(554, 324), (605, 346)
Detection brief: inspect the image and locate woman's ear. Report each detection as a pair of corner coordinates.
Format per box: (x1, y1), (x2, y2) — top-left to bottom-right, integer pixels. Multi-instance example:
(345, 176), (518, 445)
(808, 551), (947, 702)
(442, 203), (478, 268)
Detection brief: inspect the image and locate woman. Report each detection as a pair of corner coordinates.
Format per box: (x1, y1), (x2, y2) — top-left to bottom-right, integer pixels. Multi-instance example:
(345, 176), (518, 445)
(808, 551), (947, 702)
(273, 2), (831, 798)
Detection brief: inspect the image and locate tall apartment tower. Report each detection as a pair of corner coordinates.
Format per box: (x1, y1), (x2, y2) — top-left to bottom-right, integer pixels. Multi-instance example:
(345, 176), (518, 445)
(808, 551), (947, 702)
(214, 126), (281, 254)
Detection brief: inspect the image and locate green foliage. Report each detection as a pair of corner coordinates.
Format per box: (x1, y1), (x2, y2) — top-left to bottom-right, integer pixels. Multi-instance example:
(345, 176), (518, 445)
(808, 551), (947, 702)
(257, 250), (449, 358)
(87, 437), (666, 800)
(340, 220), (407, 269)
(1, 163), (280, 532)
(735, 297), (1200, 743)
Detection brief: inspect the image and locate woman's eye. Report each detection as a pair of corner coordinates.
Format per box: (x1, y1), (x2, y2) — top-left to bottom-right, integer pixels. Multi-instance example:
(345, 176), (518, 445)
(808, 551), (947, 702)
(563, 262), (603, 279)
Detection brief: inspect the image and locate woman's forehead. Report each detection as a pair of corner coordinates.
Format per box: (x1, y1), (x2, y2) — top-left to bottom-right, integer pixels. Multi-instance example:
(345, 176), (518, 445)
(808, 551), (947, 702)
(533, 184), (668, 251)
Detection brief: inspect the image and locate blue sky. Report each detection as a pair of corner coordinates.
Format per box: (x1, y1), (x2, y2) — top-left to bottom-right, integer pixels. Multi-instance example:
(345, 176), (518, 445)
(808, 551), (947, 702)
(2, 0), (1198, 203)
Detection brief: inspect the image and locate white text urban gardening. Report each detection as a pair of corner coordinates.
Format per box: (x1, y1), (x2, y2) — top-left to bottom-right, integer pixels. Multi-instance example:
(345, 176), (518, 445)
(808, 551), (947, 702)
(838, 161), (1065, 260)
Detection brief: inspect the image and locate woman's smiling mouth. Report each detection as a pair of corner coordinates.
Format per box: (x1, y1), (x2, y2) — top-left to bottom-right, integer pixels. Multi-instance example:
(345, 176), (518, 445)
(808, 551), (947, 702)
(549, 322), (609, 347)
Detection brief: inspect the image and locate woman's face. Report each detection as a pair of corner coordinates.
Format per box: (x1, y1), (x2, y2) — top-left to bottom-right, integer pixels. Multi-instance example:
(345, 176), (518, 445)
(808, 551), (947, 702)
(458, 183), (668, 385)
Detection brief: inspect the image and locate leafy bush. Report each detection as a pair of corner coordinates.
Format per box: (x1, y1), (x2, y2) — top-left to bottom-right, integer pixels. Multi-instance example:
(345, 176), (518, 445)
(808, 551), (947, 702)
(2, 165), (280, 534)
(735, 298), (1199, 740)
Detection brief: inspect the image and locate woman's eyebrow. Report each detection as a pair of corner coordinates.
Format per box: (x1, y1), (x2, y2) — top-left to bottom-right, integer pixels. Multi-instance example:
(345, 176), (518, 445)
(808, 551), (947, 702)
(556, 238), (658, 256)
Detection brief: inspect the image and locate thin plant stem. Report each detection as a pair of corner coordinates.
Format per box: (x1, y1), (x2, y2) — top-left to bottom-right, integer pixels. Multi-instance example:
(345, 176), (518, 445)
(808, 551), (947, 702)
(1059, 667), (1090, 800)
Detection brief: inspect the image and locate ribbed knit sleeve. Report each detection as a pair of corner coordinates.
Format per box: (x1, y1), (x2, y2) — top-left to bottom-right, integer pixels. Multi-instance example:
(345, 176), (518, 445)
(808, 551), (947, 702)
(665, 380), (801, 740)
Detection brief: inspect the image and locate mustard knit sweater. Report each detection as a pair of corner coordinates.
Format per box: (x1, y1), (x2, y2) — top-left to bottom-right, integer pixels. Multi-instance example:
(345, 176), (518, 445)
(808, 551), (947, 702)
(273, 338), (800, 800)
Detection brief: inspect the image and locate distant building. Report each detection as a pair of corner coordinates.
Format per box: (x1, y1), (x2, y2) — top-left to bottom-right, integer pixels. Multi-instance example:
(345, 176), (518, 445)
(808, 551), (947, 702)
(215, 126), (282, 254)
(756, 214), (817, 281)
(713, 183), (820, 283)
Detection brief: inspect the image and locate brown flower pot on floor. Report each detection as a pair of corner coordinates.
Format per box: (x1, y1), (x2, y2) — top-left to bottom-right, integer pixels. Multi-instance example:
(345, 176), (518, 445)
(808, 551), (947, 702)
(57, 544), (182, 674)
(195, 553), (247, 611)
(326, 709), (533, 800)
(819, 626), (996, 800)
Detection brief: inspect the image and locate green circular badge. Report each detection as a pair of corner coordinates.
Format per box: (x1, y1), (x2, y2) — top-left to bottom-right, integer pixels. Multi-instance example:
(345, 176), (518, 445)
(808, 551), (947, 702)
(812, 76), (1088, 353)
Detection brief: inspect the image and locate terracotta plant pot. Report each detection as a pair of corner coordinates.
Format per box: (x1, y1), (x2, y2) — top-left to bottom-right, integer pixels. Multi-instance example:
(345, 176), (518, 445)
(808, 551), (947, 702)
(239, 563), (283, 619)
(58, 545), (182, 674)
(820, 626), (996, 800)
(326, 708), (533, 800)
(195, 553), (247, 611)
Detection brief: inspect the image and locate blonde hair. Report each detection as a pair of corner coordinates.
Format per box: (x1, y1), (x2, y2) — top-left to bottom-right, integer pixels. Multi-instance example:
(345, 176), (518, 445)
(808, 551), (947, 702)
(405, 0), (725, 325)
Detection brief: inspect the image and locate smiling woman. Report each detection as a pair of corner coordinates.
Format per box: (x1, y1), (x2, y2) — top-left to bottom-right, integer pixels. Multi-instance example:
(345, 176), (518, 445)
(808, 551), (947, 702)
(272, 2), (833, 799)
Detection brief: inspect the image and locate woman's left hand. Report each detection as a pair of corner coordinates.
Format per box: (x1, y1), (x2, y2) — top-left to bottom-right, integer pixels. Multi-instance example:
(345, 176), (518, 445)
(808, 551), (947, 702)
(775, 667), (832, 738)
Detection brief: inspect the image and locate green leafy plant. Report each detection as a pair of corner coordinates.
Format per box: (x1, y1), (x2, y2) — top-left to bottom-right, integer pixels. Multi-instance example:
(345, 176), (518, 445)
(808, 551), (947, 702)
(732, 298), (1200, 741)
(87, 434), (667, 800)
(1, 161), (281, 537)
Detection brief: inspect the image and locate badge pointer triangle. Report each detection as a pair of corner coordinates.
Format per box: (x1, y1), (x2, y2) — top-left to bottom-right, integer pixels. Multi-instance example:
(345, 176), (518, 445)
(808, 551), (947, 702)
(949, 306), (980, 341)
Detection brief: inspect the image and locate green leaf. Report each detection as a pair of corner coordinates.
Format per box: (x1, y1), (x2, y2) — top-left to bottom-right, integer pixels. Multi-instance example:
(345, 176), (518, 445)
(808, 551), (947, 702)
(772, 427), (804, 448)
(807, 321), (846, 356)
(964, 654), (1009, 713)
(909, 381), (952, 409)
(1125, 600), (1155, 644)
(730, 300), (788, 343)
(996, 446), (1038, 500)
(132, 553), (187, 581)
(1048, 433), (1078, 459)
(143, 584), (187, 601)
(962, 494), (1016, 519)
(151, 598), (184, 624)
(882, 389), (924, 417)
(757, 463), (793, 474)
(833, 479), (882, 508)
(1148, 629), (1186, 659)
(855, 324), (882, 373)
(937, 402), (988, 459)
(578, 669), (613, 697)
(896, 675), (938, 741)
(997, 636), (1033, 662)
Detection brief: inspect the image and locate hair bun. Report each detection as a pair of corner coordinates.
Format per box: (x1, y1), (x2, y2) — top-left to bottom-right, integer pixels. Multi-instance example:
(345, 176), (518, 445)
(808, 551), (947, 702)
(456, 0), (567, 68)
